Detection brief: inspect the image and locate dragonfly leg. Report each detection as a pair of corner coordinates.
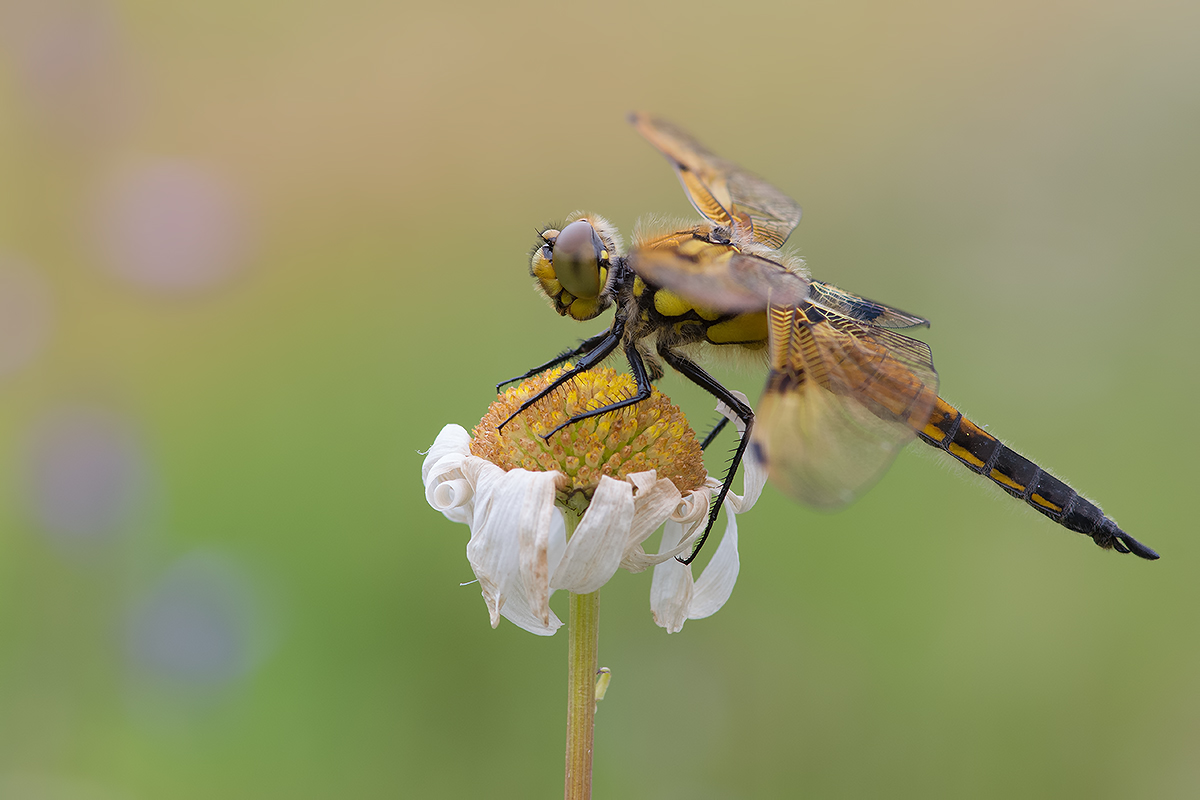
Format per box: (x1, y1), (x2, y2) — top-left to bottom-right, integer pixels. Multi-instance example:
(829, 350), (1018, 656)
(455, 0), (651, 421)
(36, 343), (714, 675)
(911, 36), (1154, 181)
(658, 347), (754, 565)
(540, 340), (653, 439)
(496, 329), (622, 432)
(699, 417), (730, 451)
(495, 329), (613, 393)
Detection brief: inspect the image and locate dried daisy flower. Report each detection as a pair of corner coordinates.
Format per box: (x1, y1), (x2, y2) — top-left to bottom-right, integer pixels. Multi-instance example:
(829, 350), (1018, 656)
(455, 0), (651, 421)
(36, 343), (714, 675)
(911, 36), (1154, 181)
(421, 365), (763, 634)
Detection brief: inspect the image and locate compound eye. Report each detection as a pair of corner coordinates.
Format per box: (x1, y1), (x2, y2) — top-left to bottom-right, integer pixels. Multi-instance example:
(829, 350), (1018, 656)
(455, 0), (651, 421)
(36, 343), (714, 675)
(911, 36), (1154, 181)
(553, 219), (602, 299)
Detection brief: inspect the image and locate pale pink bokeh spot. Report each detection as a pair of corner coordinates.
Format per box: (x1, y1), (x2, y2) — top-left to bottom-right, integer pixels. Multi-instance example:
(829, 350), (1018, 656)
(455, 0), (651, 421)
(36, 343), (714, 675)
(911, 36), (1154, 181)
(92, 160), (249, 294)
(1, 0), (134, 144)
(24, 406), (147, 547)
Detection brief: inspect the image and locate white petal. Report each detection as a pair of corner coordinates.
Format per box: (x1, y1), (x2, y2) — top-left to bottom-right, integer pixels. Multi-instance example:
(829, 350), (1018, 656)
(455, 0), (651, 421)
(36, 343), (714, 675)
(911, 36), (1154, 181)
(422, 425), (476, 525)
(501, 509), (568, 635)
(518, 477), (564, 625)
(649, 521), (694, 634)
(545, 506), (568, 580)
(685, 506), (740, 619)
(495, 570), (564, 635)
(421, 424), (471, 484)
(463, 460), (561, 628)
(648, 509), (741, 632)
(623, 471), (683, 551)
(674, 477), (720, 525)
(428, 477), (473, 516)
(621, 477), (712, 571)
(550, 476), (635, 594)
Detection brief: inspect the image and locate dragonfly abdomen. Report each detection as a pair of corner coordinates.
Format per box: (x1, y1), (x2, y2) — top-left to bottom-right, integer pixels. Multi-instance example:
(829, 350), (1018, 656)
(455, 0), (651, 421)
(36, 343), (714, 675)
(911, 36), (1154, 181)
(918, 397), (1158, 559)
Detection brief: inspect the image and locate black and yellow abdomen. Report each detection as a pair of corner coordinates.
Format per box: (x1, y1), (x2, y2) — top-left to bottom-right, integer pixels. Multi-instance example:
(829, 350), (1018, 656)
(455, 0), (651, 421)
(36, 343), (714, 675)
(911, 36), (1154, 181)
(919, 397), (1157, 558)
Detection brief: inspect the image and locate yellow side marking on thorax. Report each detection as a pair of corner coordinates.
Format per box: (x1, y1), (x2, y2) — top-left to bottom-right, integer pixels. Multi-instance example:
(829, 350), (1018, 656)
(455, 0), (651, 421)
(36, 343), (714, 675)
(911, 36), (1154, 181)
(677, 237), (713, 257)
(707, 312), (768, 344)
(654, 289), (694, 318)
(633, 276), (646, 297)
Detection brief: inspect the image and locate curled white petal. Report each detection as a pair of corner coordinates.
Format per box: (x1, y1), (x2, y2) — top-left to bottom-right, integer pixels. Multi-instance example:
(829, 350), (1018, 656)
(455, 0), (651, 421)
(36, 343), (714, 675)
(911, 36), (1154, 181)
(423, 425), (476, 525)
(421, 424), (472, 484)
(550, 476), (635, 594)
(429, 477), (473, 516)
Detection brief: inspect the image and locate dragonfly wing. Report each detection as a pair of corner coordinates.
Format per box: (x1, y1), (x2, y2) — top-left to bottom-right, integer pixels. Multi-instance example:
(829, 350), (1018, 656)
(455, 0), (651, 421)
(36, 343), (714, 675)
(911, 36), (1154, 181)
(752, 304), (939, 508)
(808, 280), (931, 329)
(630, 113), (803, 249)
(630, 233), (809, 313)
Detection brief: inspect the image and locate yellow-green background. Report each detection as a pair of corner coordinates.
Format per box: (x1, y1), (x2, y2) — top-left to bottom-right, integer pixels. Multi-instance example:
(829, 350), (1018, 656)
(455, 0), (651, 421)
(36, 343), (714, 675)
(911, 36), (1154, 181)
(2, 0), (1197, 797)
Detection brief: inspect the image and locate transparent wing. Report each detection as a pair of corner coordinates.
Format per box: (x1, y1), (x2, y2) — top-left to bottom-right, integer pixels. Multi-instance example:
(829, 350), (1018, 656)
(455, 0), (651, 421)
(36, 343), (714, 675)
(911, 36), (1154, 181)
(629, 231), (809, 313)
(630, 113), (803, 249)
(808, 280), (930, 329)
(751, 304), (939, 509)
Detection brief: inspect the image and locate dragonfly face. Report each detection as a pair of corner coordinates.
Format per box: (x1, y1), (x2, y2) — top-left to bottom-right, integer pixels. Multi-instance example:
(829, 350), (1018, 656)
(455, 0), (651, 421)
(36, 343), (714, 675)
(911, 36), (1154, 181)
(499, 114), (1158, 563)
(530, 215), (621, 322)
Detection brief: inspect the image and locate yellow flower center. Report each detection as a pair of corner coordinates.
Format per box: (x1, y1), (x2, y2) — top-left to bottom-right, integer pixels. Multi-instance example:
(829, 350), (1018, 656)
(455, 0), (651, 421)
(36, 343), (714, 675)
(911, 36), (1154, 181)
(471, 365), (707, 499)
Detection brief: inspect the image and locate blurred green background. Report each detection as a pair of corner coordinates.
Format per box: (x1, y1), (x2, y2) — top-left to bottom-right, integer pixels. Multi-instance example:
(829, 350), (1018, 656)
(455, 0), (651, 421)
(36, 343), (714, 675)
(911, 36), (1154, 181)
(2, 0), (1197, 797)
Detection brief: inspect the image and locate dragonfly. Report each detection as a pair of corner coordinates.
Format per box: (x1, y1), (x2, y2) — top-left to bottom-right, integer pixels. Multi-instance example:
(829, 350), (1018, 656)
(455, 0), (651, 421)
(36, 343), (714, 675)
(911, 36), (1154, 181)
(497, 113), (1158, 564)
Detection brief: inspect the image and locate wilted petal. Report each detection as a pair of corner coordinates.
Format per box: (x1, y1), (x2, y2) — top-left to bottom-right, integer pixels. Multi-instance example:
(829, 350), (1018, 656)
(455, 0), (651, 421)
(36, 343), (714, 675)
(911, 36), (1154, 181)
(463, 460), (560, 627)
(621, 480), (711, 572)
(622, 470), (684, 555)
(550, 476), (635, 594)
(422, 424), (472, 483)
(649, 521), (695, 633)
(685, 508), (740, 619)
(484, 494), (567, 636)
(423, 425), (475, 525)
(649, 506), (741, 631)
(649, 393), (762, 632)
(493, 564), (564, 636)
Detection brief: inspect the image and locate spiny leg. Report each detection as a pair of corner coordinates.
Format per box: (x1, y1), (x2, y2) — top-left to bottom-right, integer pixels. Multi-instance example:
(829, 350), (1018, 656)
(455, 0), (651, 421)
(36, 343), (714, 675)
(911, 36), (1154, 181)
(699, 417), (730, 451)
(495, 329), (613, 393)
(496, 327), (623, 432)
(659, 347), (754, 565)
(540, 341), (653, 439)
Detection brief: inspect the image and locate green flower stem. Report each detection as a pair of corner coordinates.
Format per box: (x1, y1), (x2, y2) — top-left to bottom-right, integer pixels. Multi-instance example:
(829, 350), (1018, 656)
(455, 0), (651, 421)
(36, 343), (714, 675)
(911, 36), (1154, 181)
(563, 506), (599, 800)
(564, 589), (599, 800)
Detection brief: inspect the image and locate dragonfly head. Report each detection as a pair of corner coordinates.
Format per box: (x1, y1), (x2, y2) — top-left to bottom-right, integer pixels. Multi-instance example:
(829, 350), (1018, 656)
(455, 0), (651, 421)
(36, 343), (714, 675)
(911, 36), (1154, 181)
(530, 213), (621, 321)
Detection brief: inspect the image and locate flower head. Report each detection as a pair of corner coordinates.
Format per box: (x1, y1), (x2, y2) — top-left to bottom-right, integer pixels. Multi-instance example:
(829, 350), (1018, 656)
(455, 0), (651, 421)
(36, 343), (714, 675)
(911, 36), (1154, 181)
(422, 366), (763, 634)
